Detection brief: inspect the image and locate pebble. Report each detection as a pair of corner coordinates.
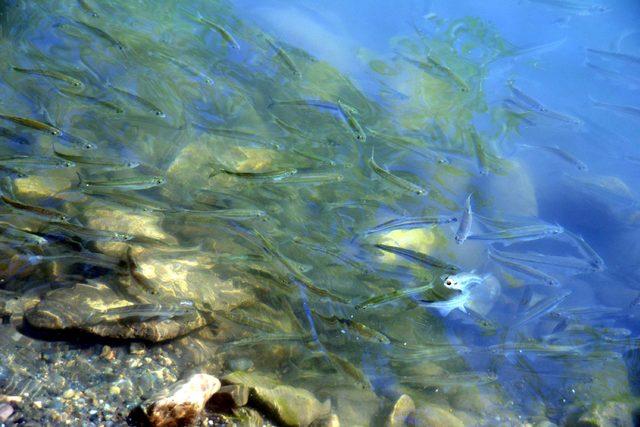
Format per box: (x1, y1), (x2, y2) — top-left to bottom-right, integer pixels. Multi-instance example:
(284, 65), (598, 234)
(62, 389), (75, 399)
(100, 346), (116, 361)
(109, 386), (121, 396)
(129, 343), (146, 356)
(0, 403), (13, 422)
(33, 401), (43, 409)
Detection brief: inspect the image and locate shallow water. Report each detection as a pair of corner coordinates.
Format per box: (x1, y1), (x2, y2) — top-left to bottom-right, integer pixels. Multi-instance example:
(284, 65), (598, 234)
(0, 0), (639, 425)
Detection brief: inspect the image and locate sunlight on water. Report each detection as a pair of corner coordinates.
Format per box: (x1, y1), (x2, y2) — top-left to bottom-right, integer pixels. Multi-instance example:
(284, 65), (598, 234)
(0, 0), (639, 425)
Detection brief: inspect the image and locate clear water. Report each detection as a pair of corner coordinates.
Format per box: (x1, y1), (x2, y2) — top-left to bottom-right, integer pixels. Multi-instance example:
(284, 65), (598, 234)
(0, 0), (639, 425)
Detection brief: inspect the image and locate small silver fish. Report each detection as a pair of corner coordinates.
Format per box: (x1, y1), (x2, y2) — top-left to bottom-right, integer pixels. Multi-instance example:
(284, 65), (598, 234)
(455, 193), (473, 244)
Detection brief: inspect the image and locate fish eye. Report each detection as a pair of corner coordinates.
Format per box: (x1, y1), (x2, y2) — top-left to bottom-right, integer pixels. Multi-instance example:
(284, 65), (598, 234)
(65, 161), (74, 167)
(155, 111), (165, 117)
(445, 279), (453, 286)
(84, 143), (94, 150)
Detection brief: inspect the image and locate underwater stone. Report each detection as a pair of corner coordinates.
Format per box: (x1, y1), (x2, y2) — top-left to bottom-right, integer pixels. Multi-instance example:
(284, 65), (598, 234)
(409, 403), (465, 427)
(310, 413), (340, 427)
(24, 283), (209, 342)
(13, 174), (73, 199)
(206, 384), (249, 412)
(0, 403), (13, 422)
(573, 401), (635, 427)
(386, 394), (415, 427)
(135, 373), (221, 427)
(223, 371), (331, 427)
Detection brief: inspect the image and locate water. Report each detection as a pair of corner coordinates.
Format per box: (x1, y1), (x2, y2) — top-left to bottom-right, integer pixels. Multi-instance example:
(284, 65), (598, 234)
(0, 0), (639, 425)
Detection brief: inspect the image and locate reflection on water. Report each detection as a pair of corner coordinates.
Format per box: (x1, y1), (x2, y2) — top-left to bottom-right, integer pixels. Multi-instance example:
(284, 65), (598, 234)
(0, 0), (639, 425)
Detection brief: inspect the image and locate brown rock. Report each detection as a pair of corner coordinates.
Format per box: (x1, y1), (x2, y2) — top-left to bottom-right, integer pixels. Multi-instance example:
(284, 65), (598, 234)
(0, 403), (13, 422)
(25, 283), (209, 342)
(139, 373), (221, 427)
(206, 384), (249, 412)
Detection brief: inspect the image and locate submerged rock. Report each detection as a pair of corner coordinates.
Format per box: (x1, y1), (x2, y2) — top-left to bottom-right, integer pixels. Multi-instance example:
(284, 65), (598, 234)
(135, 373), (221, 427)
(409, 403), (465, 427)
(573, 401), (635, 427)
(24, 282), (209, 342)
(386, 394), (415, 427)
(223, 371), (331, 427)
(206, 384), (249, 412)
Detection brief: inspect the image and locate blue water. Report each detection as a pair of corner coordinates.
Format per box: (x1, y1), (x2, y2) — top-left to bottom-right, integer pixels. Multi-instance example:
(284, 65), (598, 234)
(1, 0), (639, 425)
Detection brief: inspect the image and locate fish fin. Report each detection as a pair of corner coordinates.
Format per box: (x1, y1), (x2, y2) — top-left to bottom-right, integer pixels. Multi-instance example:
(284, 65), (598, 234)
(76, 172), (85, 188)
(459, 305), (467, 314)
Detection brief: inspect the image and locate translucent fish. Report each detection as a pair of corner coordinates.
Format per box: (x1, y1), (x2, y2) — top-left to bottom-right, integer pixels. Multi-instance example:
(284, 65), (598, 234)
(0, 114), (61, 136)
(586, 48), (640, 66)
(369, 149), (427, 195)
(313, 311), (390, 344)
(54, 148), (138, 171)
(1, 194), (71, 223)
(364, 215), (456, 235)
(210, 168), (298, 181)
(455, 193), (473, 244)
(355, 281), (435, 310)
(374, 244), (459, 273)
(520, 144), (587, 171)
(468, 224), (564, 243)
(85, 301), (197, 325)
(78, 173), (166, 191)
(488, 247), (560, 287)
(487, 247), (595, 273)
(264, 36), (301, 77)
(108, 84), (165, 117)
(12, 66), (84, 89)
(513, 291), (571, 328)
(591, 97), (640, 120)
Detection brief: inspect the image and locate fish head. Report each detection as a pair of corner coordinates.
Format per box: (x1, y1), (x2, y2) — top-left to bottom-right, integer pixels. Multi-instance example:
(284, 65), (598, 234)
(442, 272), (484, 291)
(112, 232), (134, 242)
(62, 160), (75, 168)
(152, 176), (167, 186)
(126, 160), (140, 169)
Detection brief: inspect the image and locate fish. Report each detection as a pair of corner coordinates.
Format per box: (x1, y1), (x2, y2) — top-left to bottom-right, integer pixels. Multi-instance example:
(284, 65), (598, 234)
(313, 311), (390, 344)
(69, 20), (125, 51)
(325, 352), (372, 388)
(210, 168), (298, 181)
(292, 238), (370, 274)
(488, 340), (585, 357)
(268, 98), (352, 114)
(58, 88), (125, 114)
(264, 37), (301, 77)
(77, 173), (166, 191)
(0, 114), (62, 136)
(369, 149), (427, 195)
(107, 84), (165, 117)
(590, 98), (640, 120)
(487, 248), (560, 286)
(399, 371), (497, 388)
(526, 0), (609, 15)
(291, 148), (337, 166)
(0, 222), (47, 246)
(85, 301), (197, 325)
(47, 222), (133, 242)
(149, 51), (215, 86)
(185, 11), (240, 49)
(337, 101), (366, 142)
(455, 193), (473, 244)
(254, 230), (348, 303)
(12, 66), (84, 89)
(364, 215), (456, 235)
(487, 247), (594, 272)
(398, 52), (469, 92)
(468, 129), (490, 175)
(0, 155), (74, 171)
(507, 80), (548, 113)
(390, 343), (471, 362)
(375, 244), (459, 273)
(168, 208), (267, 221)
(421, 272), (486, 316)
(53, 148), (139, 170)
(468, 224), (564, 243)
(270, 172), (344, 185)
(0, 194), (71, 223)
(58, 131), (98, 150)
(586, 48), (640, 66)
(520, 144), (587, 171)
(0, 126), (31, 145)
(367, 128), (449, 163)
(83, 188), (170, 213)
(513, 291), (571, 329)
(564, 230), (605, 271)
(222, 333), (313, 348)
(355, 281), (435, 310)
(78, 0), (99, 17)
